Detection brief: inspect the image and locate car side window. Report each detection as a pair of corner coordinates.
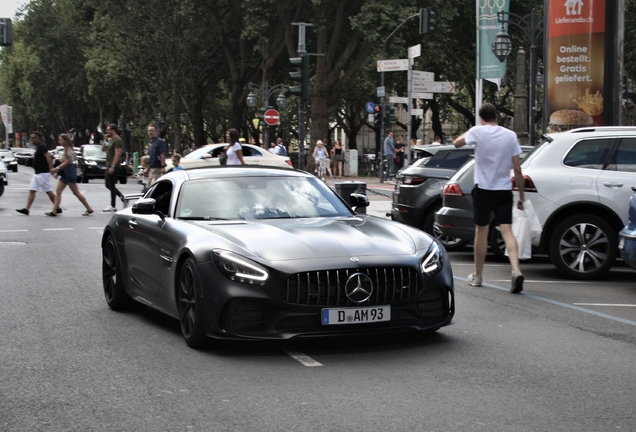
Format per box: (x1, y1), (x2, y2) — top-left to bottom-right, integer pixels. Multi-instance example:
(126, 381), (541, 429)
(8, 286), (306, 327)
(605, 138), (636, 173)
(148, 181), (173, 216)
(563, 138), (613, 169)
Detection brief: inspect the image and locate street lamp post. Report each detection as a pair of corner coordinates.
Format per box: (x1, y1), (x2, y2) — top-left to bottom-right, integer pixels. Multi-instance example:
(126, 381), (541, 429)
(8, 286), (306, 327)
(246, 82), (287, 150)
(491, 8), (543, 145)
(156, 112), (165, 137)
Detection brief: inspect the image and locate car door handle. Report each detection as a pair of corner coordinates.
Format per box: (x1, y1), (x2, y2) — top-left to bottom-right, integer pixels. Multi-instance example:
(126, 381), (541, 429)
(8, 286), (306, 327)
(128, 220), (138, 229)
(603, 182), (623, 188)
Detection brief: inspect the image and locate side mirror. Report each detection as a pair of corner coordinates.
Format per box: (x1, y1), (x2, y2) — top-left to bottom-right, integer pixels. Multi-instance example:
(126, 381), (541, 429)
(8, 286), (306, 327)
(350, 193), (369, 209)
(132, 198), (157, 215)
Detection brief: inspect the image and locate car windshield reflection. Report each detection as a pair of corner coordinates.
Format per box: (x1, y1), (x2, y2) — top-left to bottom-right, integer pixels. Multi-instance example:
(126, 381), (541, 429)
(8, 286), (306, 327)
(84, 146), (107, 159)
(176, 176), (353, 220)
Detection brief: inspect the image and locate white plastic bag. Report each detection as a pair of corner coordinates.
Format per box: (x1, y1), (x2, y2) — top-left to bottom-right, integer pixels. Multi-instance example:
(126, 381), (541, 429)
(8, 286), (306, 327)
(506, 199), (542, 260)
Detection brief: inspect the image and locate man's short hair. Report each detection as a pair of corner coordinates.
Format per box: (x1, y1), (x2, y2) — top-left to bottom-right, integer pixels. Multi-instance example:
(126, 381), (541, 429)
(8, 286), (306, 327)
(479, 103), (497, 122)
(31, 131), (43, 139)
(107, 123), (119, 134)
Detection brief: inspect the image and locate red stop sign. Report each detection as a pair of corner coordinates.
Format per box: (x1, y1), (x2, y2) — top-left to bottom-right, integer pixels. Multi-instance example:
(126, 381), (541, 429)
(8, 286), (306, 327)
(263, 109), (280, 126)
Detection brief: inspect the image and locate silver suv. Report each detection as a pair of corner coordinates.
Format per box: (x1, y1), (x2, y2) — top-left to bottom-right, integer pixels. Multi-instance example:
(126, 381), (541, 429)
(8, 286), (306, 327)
(518, 127), (636, 279)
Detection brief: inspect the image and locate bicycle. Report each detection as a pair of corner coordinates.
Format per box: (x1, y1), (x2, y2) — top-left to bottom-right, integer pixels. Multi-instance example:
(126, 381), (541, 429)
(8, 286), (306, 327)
(315, 157), (330, 180)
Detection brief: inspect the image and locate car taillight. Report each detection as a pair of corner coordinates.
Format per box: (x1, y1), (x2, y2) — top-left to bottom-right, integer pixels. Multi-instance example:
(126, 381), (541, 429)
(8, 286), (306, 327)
(285, 159), (293, 166)
(442, 183), (463, 196)
(401, 176), (426, 186)
(511, 175), (537, 193)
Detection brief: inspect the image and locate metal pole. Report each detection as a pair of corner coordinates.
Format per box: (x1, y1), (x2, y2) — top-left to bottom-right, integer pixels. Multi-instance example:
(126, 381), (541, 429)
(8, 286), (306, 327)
(293, 23), (311, 171)
(528, 10), (537, 146)
(263, 82), (269, 148)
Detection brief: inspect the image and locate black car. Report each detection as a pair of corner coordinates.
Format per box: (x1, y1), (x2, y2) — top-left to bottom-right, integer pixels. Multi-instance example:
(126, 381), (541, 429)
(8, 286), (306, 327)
(102, 166), (455, 348)
(76, 144), (128, 183)
(435, 146), (533, 261)
(13, 148), (35, 166)
(391, 145), (475, 251)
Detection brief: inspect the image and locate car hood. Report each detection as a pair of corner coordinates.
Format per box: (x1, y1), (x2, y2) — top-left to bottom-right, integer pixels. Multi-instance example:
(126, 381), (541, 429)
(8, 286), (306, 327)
(194, 216), (429, 261)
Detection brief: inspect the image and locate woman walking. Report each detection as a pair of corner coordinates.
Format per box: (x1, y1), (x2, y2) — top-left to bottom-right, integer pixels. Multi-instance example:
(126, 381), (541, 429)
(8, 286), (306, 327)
(331, 141), (344, 178)
(47, 134), (94, 216)
(224, 128), (245, 165)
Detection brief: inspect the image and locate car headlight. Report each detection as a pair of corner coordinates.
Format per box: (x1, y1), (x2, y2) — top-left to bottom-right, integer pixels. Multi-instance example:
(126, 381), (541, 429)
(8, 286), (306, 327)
(421, 242), (442, 277)
(86, 160), (97, 166)
(212, 250), (269, 286)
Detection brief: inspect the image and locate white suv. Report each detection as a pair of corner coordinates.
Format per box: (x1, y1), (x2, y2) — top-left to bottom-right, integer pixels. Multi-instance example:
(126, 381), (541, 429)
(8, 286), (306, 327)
(518, 127), (636, 279)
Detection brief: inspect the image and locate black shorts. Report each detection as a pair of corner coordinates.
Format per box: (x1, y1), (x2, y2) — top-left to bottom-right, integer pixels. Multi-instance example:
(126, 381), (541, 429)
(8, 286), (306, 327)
(472, 186), (513, 226)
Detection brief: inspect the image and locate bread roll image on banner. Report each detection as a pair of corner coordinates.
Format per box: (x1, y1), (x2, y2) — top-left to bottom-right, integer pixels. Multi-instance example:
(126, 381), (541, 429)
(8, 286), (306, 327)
(547, 109), (595, 132)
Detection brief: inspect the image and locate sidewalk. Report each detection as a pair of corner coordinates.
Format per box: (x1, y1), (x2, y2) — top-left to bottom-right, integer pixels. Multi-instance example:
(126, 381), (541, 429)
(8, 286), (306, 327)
(324, 175), (394, 219)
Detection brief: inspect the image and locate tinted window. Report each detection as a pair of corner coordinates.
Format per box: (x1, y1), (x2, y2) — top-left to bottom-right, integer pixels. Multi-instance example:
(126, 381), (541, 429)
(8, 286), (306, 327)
(605, 138), (636, 173)
(425, 150), (472, 169)
(563, 138), (613, 169)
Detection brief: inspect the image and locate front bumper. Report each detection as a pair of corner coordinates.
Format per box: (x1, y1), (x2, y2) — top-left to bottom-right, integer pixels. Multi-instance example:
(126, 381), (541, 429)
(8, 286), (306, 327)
(198, 253), (455, 341)
(619, 227), (636, 271)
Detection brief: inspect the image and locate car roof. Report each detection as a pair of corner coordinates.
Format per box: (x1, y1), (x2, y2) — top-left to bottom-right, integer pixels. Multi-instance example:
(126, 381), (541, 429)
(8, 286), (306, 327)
(164, 165), (305, 181)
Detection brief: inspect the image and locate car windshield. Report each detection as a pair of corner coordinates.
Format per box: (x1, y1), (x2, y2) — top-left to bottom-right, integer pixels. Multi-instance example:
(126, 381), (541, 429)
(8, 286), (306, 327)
(84, 146), (107, 159)
(176, 176), (353, 220)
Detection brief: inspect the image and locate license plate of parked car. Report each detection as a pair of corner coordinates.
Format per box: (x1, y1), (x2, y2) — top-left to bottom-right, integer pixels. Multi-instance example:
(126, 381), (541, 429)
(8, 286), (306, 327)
(321, 306), (390, 325)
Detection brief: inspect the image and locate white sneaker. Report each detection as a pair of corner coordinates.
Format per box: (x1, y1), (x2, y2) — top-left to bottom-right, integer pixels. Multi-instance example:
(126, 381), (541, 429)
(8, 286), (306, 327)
(467, 273), (482, 287)
(102, 205), (117, 212)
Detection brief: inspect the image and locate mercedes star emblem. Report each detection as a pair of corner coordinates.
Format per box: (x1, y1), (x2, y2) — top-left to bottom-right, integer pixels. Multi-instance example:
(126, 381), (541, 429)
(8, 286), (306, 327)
(345, 272), (374, 303)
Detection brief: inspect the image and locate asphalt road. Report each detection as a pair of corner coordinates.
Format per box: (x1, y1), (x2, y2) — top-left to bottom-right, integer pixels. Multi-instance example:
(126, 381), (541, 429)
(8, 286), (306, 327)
(1, 168), (635, 431)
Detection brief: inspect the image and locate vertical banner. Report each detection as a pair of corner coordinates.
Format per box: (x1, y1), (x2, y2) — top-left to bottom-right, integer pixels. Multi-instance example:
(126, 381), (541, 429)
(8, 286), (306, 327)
(546, 0), (606, 131)
(478, 0), (510, 79)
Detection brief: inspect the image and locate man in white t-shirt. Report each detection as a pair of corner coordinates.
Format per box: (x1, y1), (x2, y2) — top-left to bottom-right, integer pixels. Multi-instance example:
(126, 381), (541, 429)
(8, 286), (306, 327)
(268, 141), (279, 155)
(453, 103), (526, 293)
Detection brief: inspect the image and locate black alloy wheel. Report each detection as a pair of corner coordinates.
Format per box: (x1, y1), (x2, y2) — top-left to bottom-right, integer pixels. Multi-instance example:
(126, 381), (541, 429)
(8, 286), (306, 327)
(488, 224), (508, 262)
(177, 258), (208, 349)
(102, 235), (133, 310)
(423, 204), (467, 252)
(549, 214), (617, 280)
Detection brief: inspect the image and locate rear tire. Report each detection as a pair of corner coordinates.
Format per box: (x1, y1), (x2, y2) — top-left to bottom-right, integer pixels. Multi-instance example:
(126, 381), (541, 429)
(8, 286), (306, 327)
(488, 223), (508, 262)
(422, 204), (468, 252)
(549, 214), (617, 279)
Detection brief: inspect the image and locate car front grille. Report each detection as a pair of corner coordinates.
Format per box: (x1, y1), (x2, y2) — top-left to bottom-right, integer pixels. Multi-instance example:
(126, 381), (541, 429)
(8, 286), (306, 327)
(281, 267), (422, 307)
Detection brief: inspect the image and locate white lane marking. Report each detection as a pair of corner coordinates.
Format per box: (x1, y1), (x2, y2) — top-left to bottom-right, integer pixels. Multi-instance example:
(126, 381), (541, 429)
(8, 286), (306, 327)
(574, 303), (636, 307)
(43, 228), (74, 231)
(0, 229), (28, 233)
(455, 276), (636, 327)
(282, 349), (323, 367)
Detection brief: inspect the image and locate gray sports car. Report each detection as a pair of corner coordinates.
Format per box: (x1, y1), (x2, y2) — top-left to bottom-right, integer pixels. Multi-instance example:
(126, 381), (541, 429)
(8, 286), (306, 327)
(102, 166), (455, 348)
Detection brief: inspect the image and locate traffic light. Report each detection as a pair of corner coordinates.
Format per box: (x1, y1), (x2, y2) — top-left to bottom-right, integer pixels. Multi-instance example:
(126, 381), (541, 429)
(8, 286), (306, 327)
(419, 8), (435, 35)
(289, 55), (310, 100)
(259, 107), (267, 127)
(374, 105), (383, 129)
(387, 106), (396, 125)
(0, 18), (13, 46)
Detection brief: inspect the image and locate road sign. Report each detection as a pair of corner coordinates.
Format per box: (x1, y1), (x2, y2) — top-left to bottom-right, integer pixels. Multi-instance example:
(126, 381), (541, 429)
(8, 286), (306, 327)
(412, 70), (434, 82)
(377, 86), (385, 97)
(389, 97), (408, 104)
(408, 44), (421, 59)
(365, 102), (376, 114)
(412, 109), (424, 116)
(412, 81), (456, 94)
(263, 109), (280, 126)
(377, 59), (408, 72)
(412, 92), (434, 100)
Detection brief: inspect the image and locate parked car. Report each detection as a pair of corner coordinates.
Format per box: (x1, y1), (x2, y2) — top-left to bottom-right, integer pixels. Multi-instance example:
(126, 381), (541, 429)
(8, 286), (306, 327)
(0, 159), (7, 194)
(75, 144), (128, 184)
(435, 146), (534, 261)
(391, 145), (475, 251)
(13, 148), (35, 166)
(101, 166), (454, 348)
(165, 143), (294, 171)
(510, 127), (636, 279)
(0, 150), (18, 172)
(396, 144), (446, 175)
(618, 187), (636, 271)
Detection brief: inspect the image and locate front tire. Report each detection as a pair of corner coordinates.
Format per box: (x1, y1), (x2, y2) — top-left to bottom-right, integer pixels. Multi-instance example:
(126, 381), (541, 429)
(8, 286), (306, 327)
(177, 258), (208, 349)
(102, 235), (133, 310)
(549, 214), (617, 279)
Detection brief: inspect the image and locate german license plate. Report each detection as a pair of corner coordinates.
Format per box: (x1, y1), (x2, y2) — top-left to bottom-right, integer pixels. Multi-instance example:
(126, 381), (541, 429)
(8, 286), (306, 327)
(321, 306), (390, 325)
